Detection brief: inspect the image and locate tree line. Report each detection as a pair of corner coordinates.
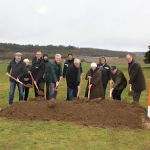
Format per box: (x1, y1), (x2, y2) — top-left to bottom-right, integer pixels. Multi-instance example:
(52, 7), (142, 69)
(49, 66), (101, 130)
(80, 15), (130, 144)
(0, 43), (136, 59)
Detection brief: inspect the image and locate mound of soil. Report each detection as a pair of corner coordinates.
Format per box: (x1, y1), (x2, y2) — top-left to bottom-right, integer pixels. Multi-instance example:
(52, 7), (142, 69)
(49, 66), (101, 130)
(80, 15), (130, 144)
(0, 99), (149, 129)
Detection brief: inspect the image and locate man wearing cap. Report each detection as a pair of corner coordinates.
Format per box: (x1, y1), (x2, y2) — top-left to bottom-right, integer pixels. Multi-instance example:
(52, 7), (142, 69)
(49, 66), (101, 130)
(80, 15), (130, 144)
(97, 56), (111, 97)
(20, 58), (32, 100)
(6, 52), (26, 104)
(110, 66), (127, 100)
(126, 54), (146, 102)
(31, 51), (45, 97)
(85, 62), (104, 99)
(66, 58), (82, 100)
(43, 54), (57, 100)
(50, 54), (63, 99)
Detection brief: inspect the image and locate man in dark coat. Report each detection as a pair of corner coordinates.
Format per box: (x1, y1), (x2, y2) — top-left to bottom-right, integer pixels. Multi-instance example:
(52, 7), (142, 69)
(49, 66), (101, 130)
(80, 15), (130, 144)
(63, 53), (83, 100)
(85, 62), (104, 99)
(21, 58), (32, 101)
(50, 54), (63, 99)
(63, 53), (74, 78)
(97, 56), (111, 97)
(6, 52), (26, 104)
(43, 54), (57, 100)
(111, 66), (127, 100)
(63, 53), (83, 78)
(126, 54), (146, 102)
(31, 51), (45, 97)
(66, 58), (82, 100)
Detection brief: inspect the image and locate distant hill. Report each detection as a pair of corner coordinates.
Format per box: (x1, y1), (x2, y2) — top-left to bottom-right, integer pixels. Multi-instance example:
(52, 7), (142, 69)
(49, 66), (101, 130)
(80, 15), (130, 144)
(0, 43), (138, 59)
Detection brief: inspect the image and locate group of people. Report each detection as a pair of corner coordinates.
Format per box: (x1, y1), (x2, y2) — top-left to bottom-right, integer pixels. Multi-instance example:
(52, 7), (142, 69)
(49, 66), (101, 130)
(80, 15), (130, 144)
(6, 51), (146, 105)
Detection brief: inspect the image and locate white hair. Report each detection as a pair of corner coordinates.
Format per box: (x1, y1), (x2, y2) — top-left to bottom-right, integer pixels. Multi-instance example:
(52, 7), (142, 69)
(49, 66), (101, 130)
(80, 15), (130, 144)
(74, 58), (81, 64)
(23, 58), (30, 63)
(91, 62), (97, 68)
(55, 54), (62, 58)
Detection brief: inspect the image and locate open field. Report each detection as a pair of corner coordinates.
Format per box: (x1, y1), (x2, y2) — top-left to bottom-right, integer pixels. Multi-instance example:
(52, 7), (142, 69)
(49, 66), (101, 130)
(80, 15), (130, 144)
(0, 62), (150, 150)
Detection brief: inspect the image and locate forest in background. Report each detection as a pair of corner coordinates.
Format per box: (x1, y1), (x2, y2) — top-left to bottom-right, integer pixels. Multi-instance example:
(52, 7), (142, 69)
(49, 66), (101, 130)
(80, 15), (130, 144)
(0, 43), (144, 59)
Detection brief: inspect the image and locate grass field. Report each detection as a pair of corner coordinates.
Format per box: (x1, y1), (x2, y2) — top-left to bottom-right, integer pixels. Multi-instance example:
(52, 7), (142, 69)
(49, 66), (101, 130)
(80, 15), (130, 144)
(0, 62), (150, 150)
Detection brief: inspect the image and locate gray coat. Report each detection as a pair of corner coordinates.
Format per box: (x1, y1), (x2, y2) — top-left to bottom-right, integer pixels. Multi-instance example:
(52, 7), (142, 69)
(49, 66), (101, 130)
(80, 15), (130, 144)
(128, 60), (146, 92)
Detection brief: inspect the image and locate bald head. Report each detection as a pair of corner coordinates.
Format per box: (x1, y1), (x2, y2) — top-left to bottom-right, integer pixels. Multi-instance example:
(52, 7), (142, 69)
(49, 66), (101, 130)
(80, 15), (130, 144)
(126, 54), (133, 63)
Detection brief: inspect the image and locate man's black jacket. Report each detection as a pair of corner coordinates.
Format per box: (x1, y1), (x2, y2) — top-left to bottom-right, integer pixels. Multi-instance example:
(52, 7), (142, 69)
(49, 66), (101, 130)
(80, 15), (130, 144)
(63, 59), (83, 78)
(66, 64), (81, 89)
(7, 58), (26, 82)
(31, 57), (45, 83)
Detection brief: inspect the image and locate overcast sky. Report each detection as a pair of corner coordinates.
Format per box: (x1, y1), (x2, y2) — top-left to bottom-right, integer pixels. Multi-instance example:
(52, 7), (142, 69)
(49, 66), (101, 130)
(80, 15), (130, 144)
(0, 0), (149, 52)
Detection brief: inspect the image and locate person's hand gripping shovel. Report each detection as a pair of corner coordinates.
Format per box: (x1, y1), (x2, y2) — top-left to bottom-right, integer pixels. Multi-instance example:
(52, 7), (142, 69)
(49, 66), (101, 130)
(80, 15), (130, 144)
(6, 73), (32, 88)
(77, 73), (84, 100)
(28, 71), (44, 96)
(88, 76), (92, 100)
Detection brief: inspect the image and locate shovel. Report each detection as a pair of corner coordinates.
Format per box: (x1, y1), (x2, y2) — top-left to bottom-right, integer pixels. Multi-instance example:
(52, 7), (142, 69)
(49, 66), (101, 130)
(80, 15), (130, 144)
(109, 80), (113, 100)
(128, 84), (134, 96)
(77, 86), (81, 99)
(28, 71), (44, 96)
(54, 77), (63, 91)
(88, 77), (92, 99)
(77, 74), (83, 99)
(54, 78), (62, 91)
(6, 73), (32, 88)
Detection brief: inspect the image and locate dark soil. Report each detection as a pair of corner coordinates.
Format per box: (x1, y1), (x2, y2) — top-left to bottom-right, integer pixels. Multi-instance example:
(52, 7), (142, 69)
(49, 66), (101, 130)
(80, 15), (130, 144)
(0, 98), (149, 129)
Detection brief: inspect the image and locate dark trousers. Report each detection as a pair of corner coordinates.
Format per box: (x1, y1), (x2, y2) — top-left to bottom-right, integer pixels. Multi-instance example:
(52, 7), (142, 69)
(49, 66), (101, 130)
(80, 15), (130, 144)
(103, 83), (108, 98)
(133, 92), (141, 102)
(45, 82), (52, 100)
(67, 87), (78, 101)
(23, 88), (29, 100)
(9, 81), (23, 105)
(34, 82), (44, 97)
(112, 89), (123, 101)
(50, 83), (57, 99)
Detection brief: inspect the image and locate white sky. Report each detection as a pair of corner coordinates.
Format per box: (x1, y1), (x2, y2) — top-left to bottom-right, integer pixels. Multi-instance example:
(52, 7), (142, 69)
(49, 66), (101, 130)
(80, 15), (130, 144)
(0, 0), (150, 52)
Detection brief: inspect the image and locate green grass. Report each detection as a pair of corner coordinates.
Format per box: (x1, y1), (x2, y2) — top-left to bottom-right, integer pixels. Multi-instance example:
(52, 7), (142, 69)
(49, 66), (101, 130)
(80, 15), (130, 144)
(0, 63), (150, 150)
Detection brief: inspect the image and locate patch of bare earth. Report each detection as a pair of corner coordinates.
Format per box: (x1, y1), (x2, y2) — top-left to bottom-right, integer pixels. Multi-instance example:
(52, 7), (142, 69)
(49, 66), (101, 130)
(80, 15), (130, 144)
(0, 98), (149, 129)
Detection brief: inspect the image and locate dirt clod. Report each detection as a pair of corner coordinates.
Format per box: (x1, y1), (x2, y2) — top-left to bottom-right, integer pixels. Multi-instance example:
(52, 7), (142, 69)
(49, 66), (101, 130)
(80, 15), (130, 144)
(0, 98), (149, 129)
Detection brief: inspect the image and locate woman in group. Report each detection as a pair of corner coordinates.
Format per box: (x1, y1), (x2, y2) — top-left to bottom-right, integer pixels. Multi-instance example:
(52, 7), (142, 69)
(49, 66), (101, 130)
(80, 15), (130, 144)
(21, 58), (32, 101)
(97, 56), (111, 97)
(85, 62), (104, 99)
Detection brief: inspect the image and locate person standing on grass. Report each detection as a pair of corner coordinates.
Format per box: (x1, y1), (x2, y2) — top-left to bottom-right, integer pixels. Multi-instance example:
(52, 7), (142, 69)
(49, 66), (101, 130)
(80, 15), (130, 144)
(126, 54), (146, 103)
(21, 58), (32, 101)
(63, 53), (83, 100)
(85, 62), (104, 99)
(66, 58), (82, 101)
(63, 53), (74, 78)
(110, 66), (127, 101)
(43, 54), (57, 100)
(50, 54), (63, 99)
(31, 51), (45, 97)
(6, 52), (26, 105)
(63, 53), (83, 78)
(97, 56), (111, 97)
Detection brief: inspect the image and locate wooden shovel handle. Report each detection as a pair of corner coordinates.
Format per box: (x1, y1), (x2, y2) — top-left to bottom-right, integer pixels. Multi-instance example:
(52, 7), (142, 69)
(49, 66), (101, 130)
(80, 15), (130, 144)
(129, 84), (132, 91)
(77, 86), (80, 99)
(77, 74), (83, 98)
(109, 80), (113, 98)
(29, 72), (40, 91)
(88, 77), (91, 99)
(6, 73), (24, 85)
